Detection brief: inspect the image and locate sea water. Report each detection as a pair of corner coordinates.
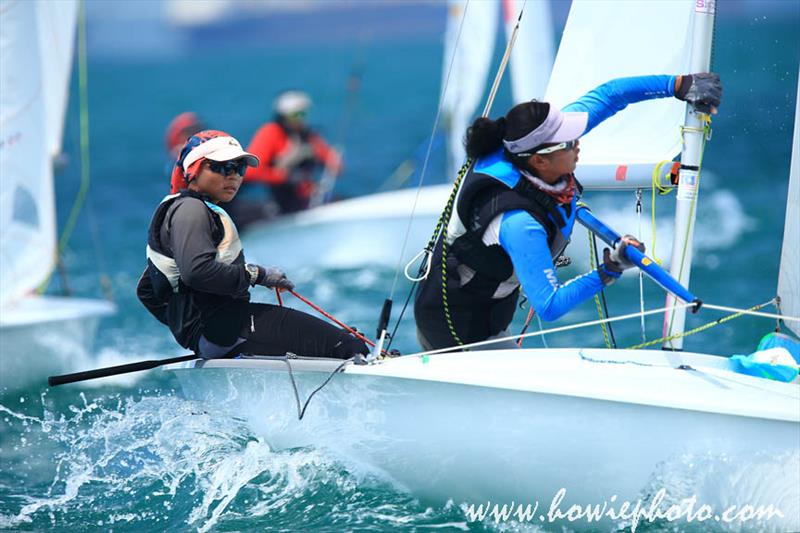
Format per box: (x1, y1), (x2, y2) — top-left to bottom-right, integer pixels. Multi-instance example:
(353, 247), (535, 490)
(1, 2), (799, 531)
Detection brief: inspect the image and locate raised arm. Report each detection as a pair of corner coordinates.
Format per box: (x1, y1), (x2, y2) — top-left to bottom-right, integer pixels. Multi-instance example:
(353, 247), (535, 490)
(563, 75), (677, 135)
(564, 73), (722, 136)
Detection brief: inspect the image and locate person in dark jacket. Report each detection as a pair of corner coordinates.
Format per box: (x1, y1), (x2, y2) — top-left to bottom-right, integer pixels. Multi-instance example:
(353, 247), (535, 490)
(137, 129), (368, 359)
(414, 73), (722, 351)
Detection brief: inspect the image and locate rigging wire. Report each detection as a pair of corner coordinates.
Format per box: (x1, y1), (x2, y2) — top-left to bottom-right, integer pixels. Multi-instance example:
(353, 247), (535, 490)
(403, 299), (797, 359)
(408, 303), (696, 358)
(384, 1), (529, 347)
(387, 0), (471, 301)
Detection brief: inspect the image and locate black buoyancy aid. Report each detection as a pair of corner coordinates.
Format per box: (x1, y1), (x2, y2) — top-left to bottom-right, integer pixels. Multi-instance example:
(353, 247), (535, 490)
(139, 190), (247, 350)
(414, 149), (581, 347)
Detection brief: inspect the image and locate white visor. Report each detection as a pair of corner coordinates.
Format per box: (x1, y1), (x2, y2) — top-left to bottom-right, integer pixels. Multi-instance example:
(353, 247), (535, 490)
(182, 136), (259, 172)
(502, 107), (588, 154)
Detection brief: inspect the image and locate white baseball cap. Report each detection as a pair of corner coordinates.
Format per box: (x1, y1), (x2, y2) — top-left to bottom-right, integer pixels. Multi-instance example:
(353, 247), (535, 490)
(182, 135), (259, 172)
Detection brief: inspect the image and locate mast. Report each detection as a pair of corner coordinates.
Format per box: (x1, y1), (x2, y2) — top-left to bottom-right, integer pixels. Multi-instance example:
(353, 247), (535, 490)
(663, 0), (717, 350)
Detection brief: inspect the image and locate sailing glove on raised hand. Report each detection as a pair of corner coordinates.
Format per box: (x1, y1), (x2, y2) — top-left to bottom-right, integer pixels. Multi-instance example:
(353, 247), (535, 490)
(599, 236), (645, 286)
(245, 264), (295, 290)
(675, 72), (722, 114)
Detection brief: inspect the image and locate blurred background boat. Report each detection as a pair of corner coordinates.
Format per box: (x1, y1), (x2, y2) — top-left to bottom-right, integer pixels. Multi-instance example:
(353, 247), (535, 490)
(0, 0), (114, 390)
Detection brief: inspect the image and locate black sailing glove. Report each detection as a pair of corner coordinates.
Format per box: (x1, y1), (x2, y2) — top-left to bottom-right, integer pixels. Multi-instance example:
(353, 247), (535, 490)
(598, 235), (645, 286)
(245, 263), (295, 290)
(675, 72), (722, 114)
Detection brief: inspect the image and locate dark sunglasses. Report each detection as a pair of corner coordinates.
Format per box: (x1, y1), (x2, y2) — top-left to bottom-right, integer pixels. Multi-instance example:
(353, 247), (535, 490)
(207, 159), (247, 177)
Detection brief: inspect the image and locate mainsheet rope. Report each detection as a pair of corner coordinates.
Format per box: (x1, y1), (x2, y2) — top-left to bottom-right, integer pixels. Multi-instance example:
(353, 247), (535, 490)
(283, 289), (390, 356)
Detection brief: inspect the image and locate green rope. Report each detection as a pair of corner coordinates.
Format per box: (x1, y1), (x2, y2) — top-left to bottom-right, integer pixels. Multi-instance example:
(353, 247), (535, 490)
(628, 300), (771, 350)
(439, 159), (472, 346)
(38, 0), (91, 293)
(587, 228), (613, 348)
(663, 117), (712, 345)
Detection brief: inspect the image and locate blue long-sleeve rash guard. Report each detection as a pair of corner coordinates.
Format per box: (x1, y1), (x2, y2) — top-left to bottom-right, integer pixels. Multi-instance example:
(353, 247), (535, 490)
(497, 75), (676, 321)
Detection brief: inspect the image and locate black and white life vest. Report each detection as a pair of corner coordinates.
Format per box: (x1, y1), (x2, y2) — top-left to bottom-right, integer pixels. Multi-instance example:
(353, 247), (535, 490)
(145, 192), (243, 296)
(139, 190), (248, 350)
(414, 148), (580, 347)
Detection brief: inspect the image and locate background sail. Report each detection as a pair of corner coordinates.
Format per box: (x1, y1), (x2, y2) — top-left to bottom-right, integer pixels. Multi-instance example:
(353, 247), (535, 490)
(777, 70), (799, 337)
(440, 0), (498, 181)
(36, 0), (79, 160)
(504, 0), (553, 104)
(545, 0), (693, 169)
(0, 1), (58, 307)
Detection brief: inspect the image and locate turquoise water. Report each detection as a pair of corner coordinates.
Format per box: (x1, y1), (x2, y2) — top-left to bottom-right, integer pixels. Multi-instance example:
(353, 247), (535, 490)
(2, 3), (799, 531)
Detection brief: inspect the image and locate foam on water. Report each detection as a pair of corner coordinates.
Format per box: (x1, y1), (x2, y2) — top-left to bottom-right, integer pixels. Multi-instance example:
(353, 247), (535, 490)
(0, 392), (466, 531)
(627, 449), (800, 532)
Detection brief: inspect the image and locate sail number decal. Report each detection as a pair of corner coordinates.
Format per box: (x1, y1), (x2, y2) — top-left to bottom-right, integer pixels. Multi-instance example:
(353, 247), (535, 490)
(677, 169), (699, 200)
(695, 0), (716, 15)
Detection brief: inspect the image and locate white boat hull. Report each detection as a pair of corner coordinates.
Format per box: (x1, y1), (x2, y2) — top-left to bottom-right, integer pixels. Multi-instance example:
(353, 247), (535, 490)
(0, 295), (115, 391)
(168, 349), (800, 530)
(242, 185), (450, 270)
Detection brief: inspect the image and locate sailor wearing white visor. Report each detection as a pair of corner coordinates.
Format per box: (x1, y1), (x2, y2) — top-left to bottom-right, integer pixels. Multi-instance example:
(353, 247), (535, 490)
(415, 73), (722, 351)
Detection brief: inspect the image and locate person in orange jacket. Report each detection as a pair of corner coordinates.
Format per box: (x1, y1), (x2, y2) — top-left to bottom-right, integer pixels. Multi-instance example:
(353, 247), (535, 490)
(244, 90), (341, 215)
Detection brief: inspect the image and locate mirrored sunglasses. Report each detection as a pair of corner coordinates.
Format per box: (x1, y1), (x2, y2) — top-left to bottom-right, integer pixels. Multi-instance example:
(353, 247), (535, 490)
(207, 159), (247, 177)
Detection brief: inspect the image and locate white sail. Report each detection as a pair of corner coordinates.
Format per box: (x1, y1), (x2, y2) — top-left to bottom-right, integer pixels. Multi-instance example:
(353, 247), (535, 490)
(35, 0), (79, 160)
(440, 0), (498, 181)
(504, 0), (553, 104)
(545, 0), (694, 185)
(0, 0), (58, 308)
(777, 70), (800, 337)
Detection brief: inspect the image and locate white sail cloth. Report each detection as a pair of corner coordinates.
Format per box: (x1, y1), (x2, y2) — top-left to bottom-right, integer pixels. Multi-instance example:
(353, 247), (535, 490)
(36, 0), (79, 160)
(0, 0), (58, 308)
(545, 0), (694, 169)
(440, 0), (555, 181)
(440, 0), (498, 181)
(777, 71), (800, 337)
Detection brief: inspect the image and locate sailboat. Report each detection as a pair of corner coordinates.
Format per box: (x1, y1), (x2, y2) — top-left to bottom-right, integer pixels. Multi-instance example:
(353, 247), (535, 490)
(242, 0), (554, 271)
(166, 0), (798, 529)
(0, 1), (115, 389)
